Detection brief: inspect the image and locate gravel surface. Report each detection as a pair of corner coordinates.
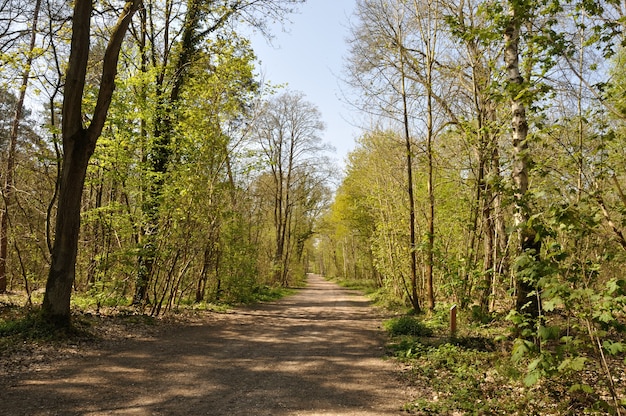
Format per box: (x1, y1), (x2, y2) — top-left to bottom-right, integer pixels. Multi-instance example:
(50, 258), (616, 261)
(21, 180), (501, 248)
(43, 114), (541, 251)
(1, 274), (410, 415)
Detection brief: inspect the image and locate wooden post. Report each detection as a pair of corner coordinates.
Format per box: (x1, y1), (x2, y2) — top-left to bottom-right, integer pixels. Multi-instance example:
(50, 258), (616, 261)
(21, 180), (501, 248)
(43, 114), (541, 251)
(450, 304), (457, 337)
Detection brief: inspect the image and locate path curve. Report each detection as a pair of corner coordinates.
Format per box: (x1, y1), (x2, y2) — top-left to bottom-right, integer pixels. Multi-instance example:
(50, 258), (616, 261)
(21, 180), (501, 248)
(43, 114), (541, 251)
(4, 274), (409, 415)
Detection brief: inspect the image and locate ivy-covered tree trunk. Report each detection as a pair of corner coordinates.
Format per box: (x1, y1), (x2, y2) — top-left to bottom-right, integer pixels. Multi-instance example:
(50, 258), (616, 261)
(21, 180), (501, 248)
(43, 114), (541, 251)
(42, 0), (141, 326)
(504, 0), (540, 319)
(133, 0), (238, 303)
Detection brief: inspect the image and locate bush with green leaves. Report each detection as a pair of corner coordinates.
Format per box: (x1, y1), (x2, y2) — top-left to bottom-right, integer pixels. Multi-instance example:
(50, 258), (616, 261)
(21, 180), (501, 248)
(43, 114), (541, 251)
(507, 211), (626, 413)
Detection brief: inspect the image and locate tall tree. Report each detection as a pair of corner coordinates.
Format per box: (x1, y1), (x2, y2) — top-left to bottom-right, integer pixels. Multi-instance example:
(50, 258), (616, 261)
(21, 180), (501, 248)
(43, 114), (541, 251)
(503, 0), (540, 319)
(443, 0), (508, 311)
(410, 0), (439, 311)
(399, 45), (421, 313)
(42, 0), (142, 326)
(347, 0), (455, 311)
(348, 0), (425, 310)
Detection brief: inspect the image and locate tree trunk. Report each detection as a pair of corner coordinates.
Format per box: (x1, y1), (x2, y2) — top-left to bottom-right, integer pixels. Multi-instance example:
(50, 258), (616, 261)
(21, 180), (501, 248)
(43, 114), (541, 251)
(400, 57), (421, 314)
(133, 2), (151, 305)
(42, 132), (95, 325)
(491, 139), (508, 312)
(478, 110), (497, 313)
(425, 65), (435, 312)
(480, 195), (495, 310)
(196, 244), (212, 302)
(504, 2), (540, 319)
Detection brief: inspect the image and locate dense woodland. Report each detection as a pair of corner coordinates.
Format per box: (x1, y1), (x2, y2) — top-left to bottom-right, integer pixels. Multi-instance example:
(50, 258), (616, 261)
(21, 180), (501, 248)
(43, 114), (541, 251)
(0, 0), (331, 314)
(0, 0), (625, 413)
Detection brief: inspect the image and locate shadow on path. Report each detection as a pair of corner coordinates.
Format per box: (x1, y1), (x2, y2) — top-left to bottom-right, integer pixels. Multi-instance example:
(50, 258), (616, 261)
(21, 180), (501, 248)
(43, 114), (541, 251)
(2, 275), (408, 415)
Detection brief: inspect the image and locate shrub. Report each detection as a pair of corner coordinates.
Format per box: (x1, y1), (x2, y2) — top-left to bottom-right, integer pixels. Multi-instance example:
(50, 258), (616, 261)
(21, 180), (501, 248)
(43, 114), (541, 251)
(384, 315), (433, 337)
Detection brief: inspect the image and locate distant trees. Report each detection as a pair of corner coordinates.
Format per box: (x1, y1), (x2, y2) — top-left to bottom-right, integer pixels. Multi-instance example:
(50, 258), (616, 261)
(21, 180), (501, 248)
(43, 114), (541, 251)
(0, 0), (42, 294)
(0, 0), (41, 294)
(251, 91), (332, 287)
(0, 88), (43, 297)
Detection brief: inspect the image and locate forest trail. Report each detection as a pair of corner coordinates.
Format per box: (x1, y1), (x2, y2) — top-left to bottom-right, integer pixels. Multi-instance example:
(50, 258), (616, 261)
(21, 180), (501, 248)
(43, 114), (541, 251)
(2, 274), (410, 415)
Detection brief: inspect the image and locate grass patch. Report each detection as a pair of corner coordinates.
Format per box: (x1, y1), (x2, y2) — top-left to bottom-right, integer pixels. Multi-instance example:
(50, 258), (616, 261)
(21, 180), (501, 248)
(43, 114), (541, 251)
(331, 277), (379, 295)
(400, 342), (528, 415)
(384, 315), (434, 337)
(384, 316), (539, 414)
(71, 293), (131, 310)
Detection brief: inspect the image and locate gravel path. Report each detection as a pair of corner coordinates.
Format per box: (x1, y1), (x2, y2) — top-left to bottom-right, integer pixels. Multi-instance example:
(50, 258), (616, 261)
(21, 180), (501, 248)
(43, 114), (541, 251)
(2, 274), (409, 415)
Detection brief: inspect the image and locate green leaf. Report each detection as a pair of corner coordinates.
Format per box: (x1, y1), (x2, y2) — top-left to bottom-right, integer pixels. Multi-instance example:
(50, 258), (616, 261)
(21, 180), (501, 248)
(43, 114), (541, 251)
(543, 295), (564, 312)
(603, 340), (625, 355)
(596, 310), (614, 323)
(537, 325), (560, 340)
(570, 356), (586, 371)
(512, 338), (534, 363)
(569, 383), (594, 394)
(528, 357), (542, 371)
(524, 369), (542, 386)
(558, 356), (586, 372)
(557, 358), (571, 372)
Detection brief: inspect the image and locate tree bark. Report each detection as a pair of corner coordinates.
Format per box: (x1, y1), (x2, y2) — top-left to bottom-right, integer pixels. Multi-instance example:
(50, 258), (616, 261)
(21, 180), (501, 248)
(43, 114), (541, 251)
(425, 56), (435, 312)
(42, 132), (94, 323)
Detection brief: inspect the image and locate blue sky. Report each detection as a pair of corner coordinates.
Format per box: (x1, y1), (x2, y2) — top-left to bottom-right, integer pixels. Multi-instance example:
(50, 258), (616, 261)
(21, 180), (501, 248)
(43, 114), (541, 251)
(249, 0), (359, 165)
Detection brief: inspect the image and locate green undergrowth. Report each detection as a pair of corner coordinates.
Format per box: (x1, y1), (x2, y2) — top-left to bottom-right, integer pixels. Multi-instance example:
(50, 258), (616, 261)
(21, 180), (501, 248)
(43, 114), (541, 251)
(0, 306), (94, 355)
(68, 283), (297, 313)
(249, 285), (298, 303)
(383, 309), (625, 415)
(330, 277), (379, 295)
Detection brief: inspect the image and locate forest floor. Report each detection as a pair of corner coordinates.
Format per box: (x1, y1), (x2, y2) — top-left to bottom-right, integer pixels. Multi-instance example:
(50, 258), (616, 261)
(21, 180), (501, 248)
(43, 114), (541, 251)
(0, 274), (413, 416)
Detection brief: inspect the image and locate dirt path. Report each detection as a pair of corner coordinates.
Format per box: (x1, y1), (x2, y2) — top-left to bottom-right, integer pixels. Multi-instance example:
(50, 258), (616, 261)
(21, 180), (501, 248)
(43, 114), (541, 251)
(2, 275), (410, 415)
